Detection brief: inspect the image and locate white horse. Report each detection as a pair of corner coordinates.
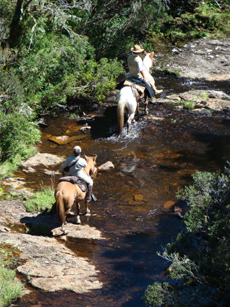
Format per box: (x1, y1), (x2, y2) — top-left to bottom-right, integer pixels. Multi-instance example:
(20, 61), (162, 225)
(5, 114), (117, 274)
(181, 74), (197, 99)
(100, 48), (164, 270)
(117, 86), (140, 135)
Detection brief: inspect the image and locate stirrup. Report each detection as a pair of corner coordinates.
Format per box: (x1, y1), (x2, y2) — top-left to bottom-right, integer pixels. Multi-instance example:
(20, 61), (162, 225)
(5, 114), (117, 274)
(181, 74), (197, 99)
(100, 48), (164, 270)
(91, 193), (97, 201)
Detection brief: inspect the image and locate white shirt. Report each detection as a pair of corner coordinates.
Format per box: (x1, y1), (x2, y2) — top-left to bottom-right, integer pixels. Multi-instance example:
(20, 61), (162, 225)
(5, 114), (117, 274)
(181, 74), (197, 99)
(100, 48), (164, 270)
(60, 156), (87, 176)
(143, 54), (152, 73)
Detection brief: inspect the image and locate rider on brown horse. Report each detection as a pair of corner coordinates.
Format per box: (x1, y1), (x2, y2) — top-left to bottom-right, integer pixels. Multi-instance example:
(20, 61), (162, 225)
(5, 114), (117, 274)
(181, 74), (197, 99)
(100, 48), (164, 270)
(60, 145), (93, 202)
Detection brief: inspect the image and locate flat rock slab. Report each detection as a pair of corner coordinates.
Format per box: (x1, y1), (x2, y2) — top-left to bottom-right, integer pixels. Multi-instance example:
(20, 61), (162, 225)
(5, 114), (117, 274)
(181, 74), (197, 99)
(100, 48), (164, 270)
(0, 233), (102, 293)
(52, 224), (104, 240)
(49, 135), (87, 145)
(98, 161), (115, 172)
(156, 38), (230, 81)
(0, 200), (104, 240)
(21, 153), (65, 169)
(0, 200), (104, 293)
(164, 90), (230, 112)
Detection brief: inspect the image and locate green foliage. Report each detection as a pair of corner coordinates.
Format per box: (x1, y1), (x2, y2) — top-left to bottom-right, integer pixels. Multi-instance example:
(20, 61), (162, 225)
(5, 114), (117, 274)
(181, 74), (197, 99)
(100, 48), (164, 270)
(24, 187), (55, 213)
(198, 92), (209, 100)
(0, 265), (23, 306)
(84, 0), (167, 58)
(143, 282), (172, 307)
(144, 166), (230, 306)
(0, 69), (40, 178)
(0, 243), (24, 307)
(182, 100), (196, 110)
(161, 0), (230, 40)
(178, 169), (230, 234)
(0, 112), (40, 162)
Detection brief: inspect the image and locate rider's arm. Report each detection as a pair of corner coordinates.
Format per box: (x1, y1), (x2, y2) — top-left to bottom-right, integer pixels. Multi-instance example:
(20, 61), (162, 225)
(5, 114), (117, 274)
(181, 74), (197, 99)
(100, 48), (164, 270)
(137, 59), (147, 83)
(140, 69), (147, 83)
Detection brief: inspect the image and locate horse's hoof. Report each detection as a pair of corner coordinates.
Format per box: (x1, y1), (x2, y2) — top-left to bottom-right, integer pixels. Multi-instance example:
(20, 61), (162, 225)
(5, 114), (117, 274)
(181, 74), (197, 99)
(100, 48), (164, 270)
(132, 119), (136, 123)
(85, 212), (91, 217)
(76, 216), (81, 224)
(61, 226), (67, 234)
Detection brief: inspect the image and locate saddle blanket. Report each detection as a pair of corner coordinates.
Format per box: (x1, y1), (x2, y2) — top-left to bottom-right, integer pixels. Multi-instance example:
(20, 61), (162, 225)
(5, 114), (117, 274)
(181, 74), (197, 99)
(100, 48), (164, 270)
(58, 176), (87, 192)
(116, 77), (154, 98)
(123, 80), (145, 95)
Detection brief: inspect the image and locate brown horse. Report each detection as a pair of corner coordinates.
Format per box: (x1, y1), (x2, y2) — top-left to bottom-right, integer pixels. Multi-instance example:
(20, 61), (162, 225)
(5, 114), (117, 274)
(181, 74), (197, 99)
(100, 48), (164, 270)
(55, 155), (97, 233)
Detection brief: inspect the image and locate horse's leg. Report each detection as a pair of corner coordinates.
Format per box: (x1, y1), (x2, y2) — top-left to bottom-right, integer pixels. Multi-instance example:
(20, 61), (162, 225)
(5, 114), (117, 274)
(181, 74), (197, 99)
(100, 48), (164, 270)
(76, 202), (81, 224)
(144, 96), (149, 115)
(127, 112), (135, 134)
(136, 100), (140, 120)
(85, 201), (91, 216)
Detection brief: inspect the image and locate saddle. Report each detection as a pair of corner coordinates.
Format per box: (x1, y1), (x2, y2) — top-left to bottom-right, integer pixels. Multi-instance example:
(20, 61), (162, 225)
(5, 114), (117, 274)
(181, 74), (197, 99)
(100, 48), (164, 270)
(123, 80), (146, 99)
(116, 77), (154, 98)
(58, 176), (87, 192)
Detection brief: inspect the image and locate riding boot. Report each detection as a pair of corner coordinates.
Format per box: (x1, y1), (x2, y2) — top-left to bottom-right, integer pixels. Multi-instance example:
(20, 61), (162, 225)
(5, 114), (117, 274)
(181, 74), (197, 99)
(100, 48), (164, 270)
(86, 185), (93, 203)
(155, 89), (163, 95)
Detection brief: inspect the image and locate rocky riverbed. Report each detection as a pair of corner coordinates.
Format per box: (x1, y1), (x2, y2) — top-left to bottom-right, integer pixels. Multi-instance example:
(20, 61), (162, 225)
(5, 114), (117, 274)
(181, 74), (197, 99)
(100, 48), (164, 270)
(0, 38), (230, 298)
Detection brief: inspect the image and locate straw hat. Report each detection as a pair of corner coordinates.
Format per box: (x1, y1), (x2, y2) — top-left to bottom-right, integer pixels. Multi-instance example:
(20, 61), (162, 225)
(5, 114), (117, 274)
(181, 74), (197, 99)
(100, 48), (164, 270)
(131, 44), (144, 53)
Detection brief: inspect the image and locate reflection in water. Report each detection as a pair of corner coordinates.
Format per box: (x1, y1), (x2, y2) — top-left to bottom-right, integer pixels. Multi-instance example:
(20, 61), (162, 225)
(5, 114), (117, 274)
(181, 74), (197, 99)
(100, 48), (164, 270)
(15, 77), (230, 306)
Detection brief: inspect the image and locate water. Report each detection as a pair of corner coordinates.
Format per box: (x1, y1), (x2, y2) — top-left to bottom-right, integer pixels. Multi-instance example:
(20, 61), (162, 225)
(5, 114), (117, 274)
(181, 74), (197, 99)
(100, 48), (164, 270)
(14, 75), (230, 306)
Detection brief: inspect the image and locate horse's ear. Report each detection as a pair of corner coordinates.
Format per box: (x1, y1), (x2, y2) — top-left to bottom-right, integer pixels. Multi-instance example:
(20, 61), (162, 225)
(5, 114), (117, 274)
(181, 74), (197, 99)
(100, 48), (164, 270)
(93, 155), (97, 161)
(84, 155), (88, 160)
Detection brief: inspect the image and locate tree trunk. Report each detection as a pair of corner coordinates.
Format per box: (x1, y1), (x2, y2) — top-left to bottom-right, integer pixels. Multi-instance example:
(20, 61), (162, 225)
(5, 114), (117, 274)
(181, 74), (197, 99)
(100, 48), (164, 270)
(8, 0), (33, 47)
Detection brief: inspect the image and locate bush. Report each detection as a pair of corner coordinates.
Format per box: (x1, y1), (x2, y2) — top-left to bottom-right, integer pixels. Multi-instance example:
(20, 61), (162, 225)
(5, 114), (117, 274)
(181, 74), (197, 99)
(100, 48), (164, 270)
(143, 165), (230, 306)
(24, 187), (55, 213)
(0, 112), (40, 162)
(18, 33), (124, 112)
(0, 266), (24, 307)
(0, 243), (24, 307)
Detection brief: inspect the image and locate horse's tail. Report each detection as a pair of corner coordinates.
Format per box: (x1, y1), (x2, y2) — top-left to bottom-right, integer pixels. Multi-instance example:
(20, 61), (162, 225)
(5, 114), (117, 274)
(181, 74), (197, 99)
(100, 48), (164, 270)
(56, 190), (65, 225)
(117, 90), (126, 135)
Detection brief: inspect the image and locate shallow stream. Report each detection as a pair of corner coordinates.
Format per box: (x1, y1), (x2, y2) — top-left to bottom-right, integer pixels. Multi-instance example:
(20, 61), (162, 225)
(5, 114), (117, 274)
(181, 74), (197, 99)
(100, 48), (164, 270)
(15, 74), (230, 306)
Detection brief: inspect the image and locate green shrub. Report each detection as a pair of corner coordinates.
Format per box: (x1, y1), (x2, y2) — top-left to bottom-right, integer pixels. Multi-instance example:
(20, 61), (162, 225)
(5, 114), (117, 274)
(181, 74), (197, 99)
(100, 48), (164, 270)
(0, 243), (24, 306)
(143, 165), (230, 306)
(0, 266), (24, 307)
(183, 101), (196, 110)
(24, 187), (55, 213)
(0, 112), (40, 162)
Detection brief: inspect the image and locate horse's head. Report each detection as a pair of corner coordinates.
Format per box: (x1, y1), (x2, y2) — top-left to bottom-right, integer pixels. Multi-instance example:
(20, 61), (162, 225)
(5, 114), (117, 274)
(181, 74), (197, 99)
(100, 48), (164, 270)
(84, 154), (97, 178)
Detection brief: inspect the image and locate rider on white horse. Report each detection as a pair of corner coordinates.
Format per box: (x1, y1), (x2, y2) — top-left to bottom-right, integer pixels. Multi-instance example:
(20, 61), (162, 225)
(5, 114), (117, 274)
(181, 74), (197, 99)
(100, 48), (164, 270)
(127, 44), (147, 82)
(60, 145), (93, 202)
(127, 44), (162, 96)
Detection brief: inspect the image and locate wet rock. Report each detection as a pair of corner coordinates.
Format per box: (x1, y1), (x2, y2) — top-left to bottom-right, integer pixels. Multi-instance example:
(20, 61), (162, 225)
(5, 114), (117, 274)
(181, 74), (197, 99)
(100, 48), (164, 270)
(163, 200), (175, 210)
(52, 224), (104, 240)
(38, 118), (49, 127)
(166, 94), (181, 101)
(80, 124), (91, 132)
(0, 177), (26, 189)
(205, 99), (230, 111)
(0, 200), (104, 293)
(43, 169), (60, 176)
(21, 153), (65, 169)
(174, 206), (184, 219)
(166, 90), (230, 112)
(98, 161), (115, 172)
(0, 232), (103, 294)
(133, 194), (143, 201)
(49, 135), (86, 145)
(172, 48), (181, 54)
(0, 225), (11, 232)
